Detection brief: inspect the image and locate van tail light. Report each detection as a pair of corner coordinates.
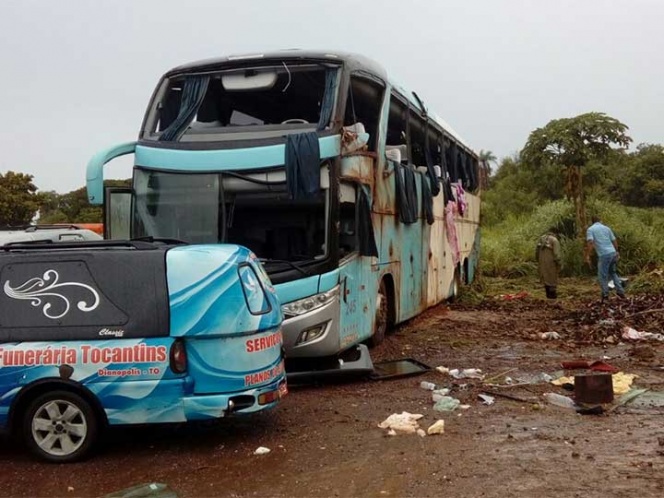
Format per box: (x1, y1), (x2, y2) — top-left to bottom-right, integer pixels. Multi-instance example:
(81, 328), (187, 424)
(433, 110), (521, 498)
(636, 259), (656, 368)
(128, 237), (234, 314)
(170, 340), (187, 374)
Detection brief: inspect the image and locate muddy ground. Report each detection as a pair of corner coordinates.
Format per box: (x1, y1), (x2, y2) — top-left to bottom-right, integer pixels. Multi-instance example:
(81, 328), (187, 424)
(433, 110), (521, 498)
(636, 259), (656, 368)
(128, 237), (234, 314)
(1, 280), (663, 498)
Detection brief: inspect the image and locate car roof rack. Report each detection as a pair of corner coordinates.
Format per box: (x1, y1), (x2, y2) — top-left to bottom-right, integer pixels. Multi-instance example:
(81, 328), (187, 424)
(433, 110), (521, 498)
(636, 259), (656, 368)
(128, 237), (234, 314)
(0, 224), (82, 232)
(2, 238), (187, 252)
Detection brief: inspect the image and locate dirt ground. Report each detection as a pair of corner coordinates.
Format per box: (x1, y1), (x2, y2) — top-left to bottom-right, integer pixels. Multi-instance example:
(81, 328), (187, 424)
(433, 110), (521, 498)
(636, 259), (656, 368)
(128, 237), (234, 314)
(1, 280), (663, 498)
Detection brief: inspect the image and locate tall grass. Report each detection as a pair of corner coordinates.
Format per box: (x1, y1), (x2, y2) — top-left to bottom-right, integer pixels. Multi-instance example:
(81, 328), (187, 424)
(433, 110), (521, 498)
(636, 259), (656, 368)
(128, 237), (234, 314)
(481, 199), (664, 277)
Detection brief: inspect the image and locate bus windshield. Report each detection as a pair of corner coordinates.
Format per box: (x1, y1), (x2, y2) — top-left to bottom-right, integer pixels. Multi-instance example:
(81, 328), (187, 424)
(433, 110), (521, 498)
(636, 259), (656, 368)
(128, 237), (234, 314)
(143, 63), (338, 141)
(132, 169), (328, 265)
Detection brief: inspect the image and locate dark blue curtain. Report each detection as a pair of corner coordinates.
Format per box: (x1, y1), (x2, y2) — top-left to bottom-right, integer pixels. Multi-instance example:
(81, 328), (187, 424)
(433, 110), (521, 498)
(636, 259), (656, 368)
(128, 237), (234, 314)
(358, 186), (378, 257)
(420, 172), (434, 225)
(393, 161), (419, 224)
(159, 75), (211, 142)
(424, 141), (441, 197)
(285, 132), (320, 199)
(317, 70), (337, 131)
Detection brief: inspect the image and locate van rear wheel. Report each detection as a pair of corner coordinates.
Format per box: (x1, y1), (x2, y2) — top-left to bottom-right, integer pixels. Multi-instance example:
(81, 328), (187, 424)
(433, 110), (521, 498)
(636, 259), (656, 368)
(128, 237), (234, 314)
(23, 390), (98, 463)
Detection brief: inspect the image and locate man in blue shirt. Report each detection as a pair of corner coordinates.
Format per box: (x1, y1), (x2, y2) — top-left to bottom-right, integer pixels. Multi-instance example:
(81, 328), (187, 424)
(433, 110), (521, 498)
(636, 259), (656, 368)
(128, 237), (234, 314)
(584, 215), (625, 301)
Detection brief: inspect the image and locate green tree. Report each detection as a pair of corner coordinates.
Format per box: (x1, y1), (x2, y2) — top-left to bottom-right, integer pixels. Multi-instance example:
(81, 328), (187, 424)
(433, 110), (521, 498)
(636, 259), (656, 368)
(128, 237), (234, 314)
(520, 112), (631, 237)
(618, 144), (664, 207)
(0, 171), (42, 226)
(37, 179), (130, 223)
(478, 149), (497, 189)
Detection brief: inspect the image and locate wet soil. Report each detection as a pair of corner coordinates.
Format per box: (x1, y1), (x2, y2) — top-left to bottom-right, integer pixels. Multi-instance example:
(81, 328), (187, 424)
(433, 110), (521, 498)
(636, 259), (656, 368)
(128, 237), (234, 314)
(1, 290), (663, 498)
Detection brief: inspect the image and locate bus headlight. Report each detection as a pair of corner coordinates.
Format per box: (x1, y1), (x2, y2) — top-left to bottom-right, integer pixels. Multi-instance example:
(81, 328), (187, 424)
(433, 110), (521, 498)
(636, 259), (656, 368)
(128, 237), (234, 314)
(282, 286), (339, 318)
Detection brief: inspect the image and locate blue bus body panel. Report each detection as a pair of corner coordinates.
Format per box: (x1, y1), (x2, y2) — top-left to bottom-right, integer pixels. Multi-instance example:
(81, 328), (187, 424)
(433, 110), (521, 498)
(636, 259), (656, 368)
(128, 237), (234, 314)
(134, 136), (341, 171)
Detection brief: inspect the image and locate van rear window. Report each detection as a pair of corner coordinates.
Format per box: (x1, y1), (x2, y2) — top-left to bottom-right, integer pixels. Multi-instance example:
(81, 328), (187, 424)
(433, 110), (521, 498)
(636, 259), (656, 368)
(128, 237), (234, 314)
(0, 251), (169, 342)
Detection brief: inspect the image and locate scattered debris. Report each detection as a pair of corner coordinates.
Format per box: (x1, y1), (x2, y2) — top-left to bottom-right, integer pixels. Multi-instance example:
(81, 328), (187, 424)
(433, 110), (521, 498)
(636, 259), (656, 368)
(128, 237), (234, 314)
(482, 390), (537, 404)
(449, 368), (484, 380)
(371, 358), (432, 380)
(417, 429), (427, 438)
(433, 396), (461, 412)
(561, 360), (619, 373)
(498, 291), (529, 300)
(539, 331), (561, 340)
(427, 420), (446, 435)
(103, 483), (177, 498)
(543, 393), (577, 409)
(622, 326), (664, 342)
(478, 394), (495, 405)
(574, 373), (614, 404)
(612, 372), (637, 395)
(432, 388), (451, 402)
(566, 294), (664, 344)
(378, 412), (424, 434)
(420, 381), (437, 391)
(254, 447), (271, 455)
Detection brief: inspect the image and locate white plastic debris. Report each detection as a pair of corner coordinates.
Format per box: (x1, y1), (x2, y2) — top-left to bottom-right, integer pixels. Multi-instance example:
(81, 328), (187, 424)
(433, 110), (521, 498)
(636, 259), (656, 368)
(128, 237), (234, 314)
(417, 429), (427, 438)
(435, 366), (450, 374)
(449, 368), (484, 380)
(427, 420), (446, 435)
(378, 412), (424, 434)
(539, 331), (561, 340)
(420, 381), (437, 391)
(478, 394), (495, 406)
(433, 396), (461, 412)
(254, 446), (271, 455)
(387, 429), (397, 436)
(432, 388), (451, 402)
(543, 393), (577, 409)
(622, 326), (664, 342)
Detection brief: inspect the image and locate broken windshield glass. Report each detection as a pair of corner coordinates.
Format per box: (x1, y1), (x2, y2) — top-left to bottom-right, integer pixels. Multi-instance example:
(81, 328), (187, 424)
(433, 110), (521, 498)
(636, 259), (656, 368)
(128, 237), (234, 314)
(143, 63), (339, 141)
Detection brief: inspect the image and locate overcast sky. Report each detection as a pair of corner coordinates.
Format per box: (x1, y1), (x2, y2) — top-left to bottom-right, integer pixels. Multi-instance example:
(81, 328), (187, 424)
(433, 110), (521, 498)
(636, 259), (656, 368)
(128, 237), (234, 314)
(1, 0), (663, 193)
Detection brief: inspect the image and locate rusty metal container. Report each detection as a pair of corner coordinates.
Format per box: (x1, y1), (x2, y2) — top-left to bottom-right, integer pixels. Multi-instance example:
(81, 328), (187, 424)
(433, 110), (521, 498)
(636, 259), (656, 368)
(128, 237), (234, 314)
(574, 373), (614, 404)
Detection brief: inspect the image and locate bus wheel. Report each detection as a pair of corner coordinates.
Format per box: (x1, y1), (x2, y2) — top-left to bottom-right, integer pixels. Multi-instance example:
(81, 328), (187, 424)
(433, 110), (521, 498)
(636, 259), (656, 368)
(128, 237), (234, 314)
(23, 390), (98, 463)
(369, 280), (389, 347)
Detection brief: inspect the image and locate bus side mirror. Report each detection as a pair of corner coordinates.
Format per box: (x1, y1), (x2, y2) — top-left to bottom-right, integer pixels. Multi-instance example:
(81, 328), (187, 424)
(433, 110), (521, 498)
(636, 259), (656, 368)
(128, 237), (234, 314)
(104, 187), (132, 240)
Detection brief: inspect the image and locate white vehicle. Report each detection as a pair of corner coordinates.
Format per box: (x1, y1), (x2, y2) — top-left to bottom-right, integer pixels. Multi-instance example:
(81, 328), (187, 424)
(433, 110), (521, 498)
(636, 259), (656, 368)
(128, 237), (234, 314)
(0, 225), (102, 247)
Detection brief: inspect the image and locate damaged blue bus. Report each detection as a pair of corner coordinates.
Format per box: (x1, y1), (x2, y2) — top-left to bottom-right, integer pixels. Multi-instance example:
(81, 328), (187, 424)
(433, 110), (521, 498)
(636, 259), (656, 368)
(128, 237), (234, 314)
(87, 50), (481, 370)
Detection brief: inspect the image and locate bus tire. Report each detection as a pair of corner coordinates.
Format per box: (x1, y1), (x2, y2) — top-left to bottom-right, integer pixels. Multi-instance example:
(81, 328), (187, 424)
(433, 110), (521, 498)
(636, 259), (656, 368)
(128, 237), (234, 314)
(369, 279), (389, 347)
(22, 390), (98, 463)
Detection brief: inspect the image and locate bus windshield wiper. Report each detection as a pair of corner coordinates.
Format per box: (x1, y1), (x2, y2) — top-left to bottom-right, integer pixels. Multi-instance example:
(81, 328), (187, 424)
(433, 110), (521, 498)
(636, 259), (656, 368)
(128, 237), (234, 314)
(259, 258), (309, 276)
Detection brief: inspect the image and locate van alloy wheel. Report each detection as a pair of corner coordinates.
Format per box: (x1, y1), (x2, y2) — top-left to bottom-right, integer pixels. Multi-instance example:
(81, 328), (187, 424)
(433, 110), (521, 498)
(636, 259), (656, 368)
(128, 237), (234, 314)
(23, 390), (97, 462)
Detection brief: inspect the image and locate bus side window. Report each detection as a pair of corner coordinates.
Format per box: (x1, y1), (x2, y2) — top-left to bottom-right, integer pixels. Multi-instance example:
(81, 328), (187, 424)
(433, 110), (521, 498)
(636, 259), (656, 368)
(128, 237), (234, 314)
(386, 94), (409, 163)
(339, 183), (357, 258)
(344, 75), (385, 152)
(409, 110), (427, 169)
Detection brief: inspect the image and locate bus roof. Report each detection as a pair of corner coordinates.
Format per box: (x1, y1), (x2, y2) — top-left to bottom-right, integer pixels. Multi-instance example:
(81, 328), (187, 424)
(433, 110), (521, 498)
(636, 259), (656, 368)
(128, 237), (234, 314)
(167, 50), (475, 154)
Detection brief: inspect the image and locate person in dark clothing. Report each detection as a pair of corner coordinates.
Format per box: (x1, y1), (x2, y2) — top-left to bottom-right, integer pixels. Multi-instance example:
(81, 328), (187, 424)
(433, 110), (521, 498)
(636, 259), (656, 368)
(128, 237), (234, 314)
(536, 228), (561, 299)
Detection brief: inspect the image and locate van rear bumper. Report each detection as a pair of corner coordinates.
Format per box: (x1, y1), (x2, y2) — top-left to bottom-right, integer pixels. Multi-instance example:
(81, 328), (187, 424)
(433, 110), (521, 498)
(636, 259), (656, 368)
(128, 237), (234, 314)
(182, 376), (287, 420)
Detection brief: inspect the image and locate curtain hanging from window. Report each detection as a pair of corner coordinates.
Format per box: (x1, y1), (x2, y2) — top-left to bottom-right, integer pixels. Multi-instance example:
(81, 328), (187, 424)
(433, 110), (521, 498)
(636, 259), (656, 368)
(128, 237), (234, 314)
(421, 172), (434, 225)
(159, 75), (211, 142)
(393, 161), (419, 224)
(358, 185), (378, 257)
(285, 132), (321, 199)
(317, 70), (337, 131)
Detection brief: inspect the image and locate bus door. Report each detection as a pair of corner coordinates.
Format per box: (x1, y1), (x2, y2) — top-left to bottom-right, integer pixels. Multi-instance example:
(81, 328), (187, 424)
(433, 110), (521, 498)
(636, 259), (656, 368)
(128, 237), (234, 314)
(338, 183), (375, 349)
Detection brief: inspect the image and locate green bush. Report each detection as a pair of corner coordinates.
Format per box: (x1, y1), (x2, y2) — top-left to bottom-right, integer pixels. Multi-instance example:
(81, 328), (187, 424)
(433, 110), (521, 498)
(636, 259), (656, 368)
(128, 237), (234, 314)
(481, 198), (664, 277)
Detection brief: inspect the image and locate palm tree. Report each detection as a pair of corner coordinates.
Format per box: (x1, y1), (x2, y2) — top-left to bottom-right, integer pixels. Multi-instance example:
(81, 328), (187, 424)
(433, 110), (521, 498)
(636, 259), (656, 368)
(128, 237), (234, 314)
(478, 149), (497, 189)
